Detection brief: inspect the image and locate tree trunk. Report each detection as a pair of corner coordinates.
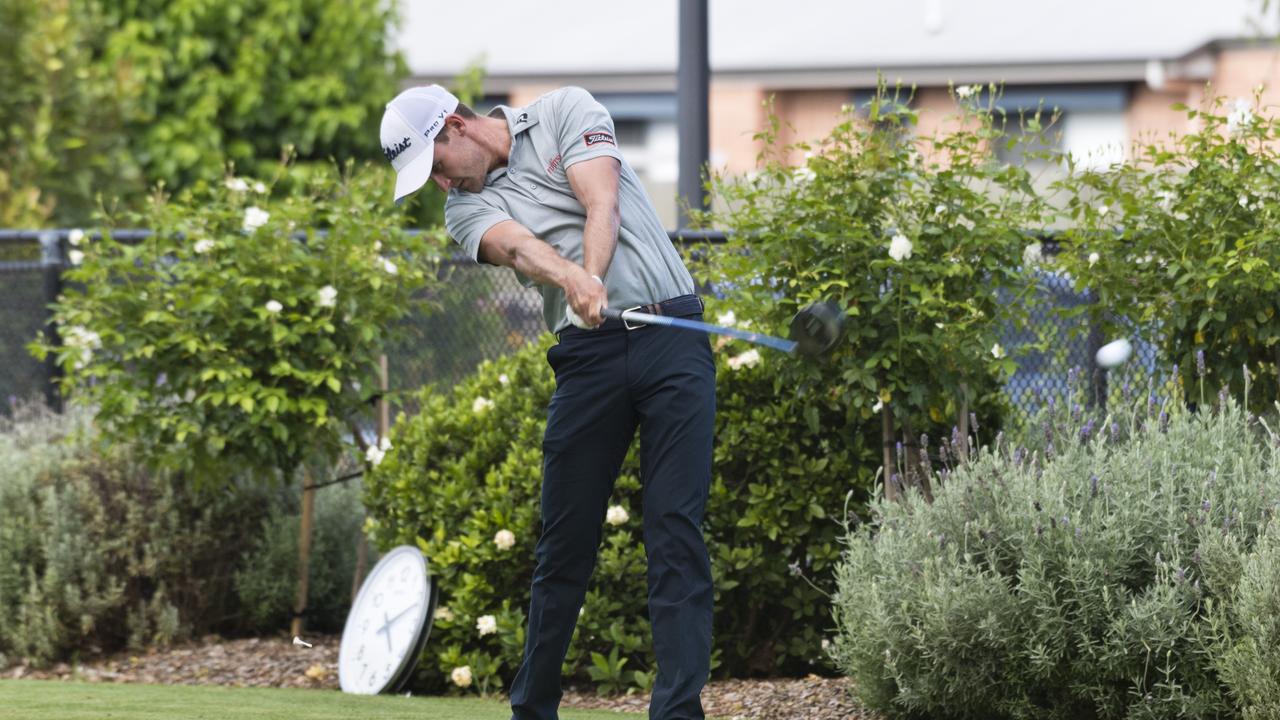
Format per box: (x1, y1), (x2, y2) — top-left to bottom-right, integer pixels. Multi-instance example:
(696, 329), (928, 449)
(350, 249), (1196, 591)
(881, 405), (900, 502)
(956, 382), (970, 464)
(901, 415), (932, 503)
(291, 466), (316, 638)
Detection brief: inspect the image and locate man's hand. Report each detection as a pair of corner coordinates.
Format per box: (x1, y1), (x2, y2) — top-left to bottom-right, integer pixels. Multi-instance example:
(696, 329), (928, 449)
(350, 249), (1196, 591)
(565, 271), (607, 328)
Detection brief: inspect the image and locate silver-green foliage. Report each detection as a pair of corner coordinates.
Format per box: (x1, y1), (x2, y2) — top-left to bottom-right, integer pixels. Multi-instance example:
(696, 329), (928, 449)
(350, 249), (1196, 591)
(832, 382), (1280, 718)
(0, 403), (275, 667)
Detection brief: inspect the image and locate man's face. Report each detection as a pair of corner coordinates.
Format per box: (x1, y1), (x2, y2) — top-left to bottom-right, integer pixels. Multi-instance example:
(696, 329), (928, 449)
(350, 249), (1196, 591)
(430, 122), (488, 194)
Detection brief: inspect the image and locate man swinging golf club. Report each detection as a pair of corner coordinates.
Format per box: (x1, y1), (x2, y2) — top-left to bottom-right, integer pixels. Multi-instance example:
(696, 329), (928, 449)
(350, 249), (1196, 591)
(381, 84), (715, 720)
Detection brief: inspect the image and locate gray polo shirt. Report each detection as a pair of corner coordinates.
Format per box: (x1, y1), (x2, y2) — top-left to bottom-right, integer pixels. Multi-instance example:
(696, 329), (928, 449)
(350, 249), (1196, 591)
(444, 86), (695, 333)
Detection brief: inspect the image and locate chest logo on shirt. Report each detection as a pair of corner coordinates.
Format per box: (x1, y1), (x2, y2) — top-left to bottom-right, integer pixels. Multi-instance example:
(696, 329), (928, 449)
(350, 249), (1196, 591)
(583, 131), (615, 147)
(546, 154), (563, 175)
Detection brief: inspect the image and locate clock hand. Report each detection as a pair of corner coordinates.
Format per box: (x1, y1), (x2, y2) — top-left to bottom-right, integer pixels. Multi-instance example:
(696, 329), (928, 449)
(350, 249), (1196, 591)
(385, 602), (420, 627)
(380, 612), (393, 652)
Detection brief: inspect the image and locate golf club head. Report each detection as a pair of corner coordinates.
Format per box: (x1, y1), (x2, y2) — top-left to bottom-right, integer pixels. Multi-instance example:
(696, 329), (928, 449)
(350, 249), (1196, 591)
(789, 301), (845, 356)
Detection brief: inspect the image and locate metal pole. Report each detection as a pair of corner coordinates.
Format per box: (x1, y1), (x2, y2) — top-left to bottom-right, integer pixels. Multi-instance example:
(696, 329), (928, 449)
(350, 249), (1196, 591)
(38, 231), (63, 411)
(677, 0), (709, 229)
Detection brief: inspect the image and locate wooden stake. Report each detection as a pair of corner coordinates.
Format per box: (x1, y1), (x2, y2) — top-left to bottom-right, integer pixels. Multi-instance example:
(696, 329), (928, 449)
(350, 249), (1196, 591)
(291, 466), (316, 638)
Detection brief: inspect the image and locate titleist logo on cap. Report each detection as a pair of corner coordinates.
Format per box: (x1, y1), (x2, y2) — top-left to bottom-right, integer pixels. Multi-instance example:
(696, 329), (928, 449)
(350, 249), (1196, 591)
(383, 136), (412, 162)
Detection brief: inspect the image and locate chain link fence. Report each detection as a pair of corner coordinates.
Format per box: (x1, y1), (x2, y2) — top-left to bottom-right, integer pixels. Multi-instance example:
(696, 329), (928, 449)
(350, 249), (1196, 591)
(0, 230), (1161, 422)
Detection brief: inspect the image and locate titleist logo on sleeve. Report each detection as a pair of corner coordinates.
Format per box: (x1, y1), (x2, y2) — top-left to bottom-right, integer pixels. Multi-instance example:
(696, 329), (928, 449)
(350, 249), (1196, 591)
(583, 131), (615, 147)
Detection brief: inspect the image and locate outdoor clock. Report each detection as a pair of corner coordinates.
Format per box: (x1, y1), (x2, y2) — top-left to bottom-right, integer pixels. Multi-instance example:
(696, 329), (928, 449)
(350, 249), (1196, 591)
(338, 545), (439, 694)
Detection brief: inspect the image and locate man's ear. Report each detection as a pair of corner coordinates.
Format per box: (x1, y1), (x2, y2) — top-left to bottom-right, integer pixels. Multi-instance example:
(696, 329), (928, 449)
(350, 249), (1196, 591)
(444, 114), (466, 136)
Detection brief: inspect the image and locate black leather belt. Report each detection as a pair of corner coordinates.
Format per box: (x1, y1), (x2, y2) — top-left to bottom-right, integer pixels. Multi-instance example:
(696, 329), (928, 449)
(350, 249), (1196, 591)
(560, 294), (704, 337)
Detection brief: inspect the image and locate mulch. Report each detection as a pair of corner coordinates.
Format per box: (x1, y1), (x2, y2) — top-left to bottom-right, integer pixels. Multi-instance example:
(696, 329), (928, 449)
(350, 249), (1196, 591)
(3, 634), (881, 720)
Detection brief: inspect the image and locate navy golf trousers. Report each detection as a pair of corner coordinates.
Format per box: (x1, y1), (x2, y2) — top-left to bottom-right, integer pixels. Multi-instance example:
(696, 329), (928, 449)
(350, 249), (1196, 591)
(508, 294), (716, 720)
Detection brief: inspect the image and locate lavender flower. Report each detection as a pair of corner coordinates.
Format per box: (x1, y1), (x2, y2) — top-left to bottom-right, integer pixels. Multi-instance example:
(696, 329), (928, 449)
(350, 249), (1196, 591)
(1110, 422), (1120, 441)
(1196, 350), (1206, 378)
(969, 412), (979, 433)
(1160, 411), (1169, 433)
(1090, 474), (1099, 498)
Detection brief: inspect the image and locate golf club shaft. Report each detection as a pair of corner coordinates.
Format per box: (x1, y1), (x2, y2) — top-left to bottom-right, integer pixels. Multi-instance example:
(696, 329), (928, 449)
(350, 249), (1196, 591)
(600, 307), (797, 353)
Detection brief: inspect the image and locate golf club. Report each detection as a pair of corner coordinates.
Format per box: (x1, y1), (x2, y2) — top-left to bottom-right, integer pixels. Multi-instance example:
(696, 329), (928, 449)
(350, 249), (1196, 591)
(600, 300), (845, 356)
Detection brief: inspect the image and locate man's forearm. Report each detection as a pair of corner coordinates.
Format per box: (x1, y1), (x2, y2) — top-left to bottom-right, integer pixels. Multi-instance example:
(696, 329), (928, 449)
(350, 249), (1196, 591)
(581, 204), (620, 280)
(509, 236), (591, 289)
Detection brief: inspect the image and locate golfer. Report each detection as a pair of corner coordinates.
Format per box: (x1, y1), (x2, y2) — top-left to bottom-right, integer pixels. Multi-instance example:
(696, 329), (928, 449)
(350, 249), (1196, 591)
(380, 84), (716, 720)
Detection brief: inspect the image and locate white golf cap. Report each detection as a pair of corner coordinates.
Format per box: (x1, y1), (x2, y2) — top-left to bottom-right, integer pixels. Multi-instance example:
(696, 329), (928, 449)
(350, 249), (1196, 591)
(380, 85), (459, 203)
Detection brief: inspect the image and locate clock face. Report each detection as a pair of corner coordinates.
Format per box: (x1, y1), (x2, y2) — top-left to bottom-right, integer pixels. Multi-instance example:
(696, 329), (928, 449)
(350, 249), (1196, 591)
(339, 546), (436, 694)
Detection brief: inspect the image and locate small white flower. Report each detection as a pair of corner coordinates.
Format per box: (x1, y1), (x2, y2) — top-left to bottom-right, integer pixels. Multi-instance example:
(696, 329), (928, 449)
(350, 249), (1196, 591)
(243, 206), (270, 233)
(606, 505), (630, 526)
(67, 229), (85, 246)
(991, 343), (1006, 359)
(434, 606), (455, 622)
(365, 444), (386, 467)
(494, 529), (516, 551)
(476, 615), (498, 636)
(373, 240), (383, 252)
(872, 399), (883, 413)
(265, 299), (283, 314)
(225, 177), (249, 192)
(498, 373), (510, 385)
(716, 310), (737, 327)
(1240, 195), (1250, 209)
(1088, 252), (1100, 267)
(1098, 205), (1109, 217)
(1022, 242), (1043, 267)
(193, 238), (215, 254)
(1227, 98), (1254, 134)
(727, 349), (762, 370)
(956, 85), (978, 99)
(822, 638), (832, 652)
(934, 204), (947, 215)
(317, 285), (338, 308)
(253, 181), (267, 194)
(956, 215), (975, 230)
(382, 258), (398, 275)
(67, 249), (84, 266)
(472, 396), (495, 414)
(451, 666), (472, 688)
(888, 233), (913, 262)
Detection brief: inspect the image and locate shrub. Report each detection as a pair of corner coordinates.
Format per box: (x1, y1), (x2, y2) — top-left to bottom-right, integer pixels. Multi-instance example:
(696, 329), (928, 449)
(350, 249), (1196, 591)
(830, 374), (1280, 719)
(697, 82), (1048, 498)
(0, 403), (273, 667)
(363, 323), (878, 694)
(234, 477), (371, 633)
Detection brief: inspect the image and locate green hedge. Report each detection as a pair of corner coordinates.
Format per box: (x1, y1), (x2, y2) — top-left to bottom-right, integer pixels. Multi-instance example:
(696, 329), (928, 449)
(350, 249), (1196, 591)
(363, 332), (879, 694)
(831, 380), (1280, 719)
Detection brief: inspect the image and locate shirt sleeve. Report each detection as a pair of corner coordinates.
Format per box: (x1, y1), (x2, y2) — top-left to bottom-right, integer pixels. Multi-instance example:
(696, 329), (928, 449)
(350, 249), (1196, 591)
(554, 86), (623, 170)
(444, 192), (511, 263)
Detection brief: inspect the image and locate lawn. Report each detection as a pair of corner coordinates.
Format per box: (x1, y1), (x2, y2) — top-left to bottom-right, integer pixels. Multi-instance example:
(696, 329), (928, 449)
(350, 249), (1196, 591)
(0, 680), (637, 720)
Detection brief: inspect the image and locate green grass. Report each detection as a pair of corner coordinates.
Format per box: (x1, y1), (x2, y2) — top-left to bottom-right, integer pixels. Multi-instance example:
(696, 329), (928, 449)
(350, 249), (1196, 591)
(0, 680), (637, 720)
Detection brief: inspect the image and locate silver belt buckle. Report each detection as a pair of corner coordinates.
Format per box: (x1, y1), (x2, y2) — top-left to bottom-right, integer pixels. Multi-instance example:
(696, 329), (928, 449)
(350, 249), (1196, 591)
(622, 305), (645, 330)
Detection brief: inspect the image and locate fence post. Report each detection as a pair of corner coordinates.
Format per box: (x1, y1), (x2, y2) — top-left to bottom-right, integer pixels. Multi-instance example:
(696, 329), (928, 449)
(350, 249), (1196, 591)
(38, 231), (63, 411)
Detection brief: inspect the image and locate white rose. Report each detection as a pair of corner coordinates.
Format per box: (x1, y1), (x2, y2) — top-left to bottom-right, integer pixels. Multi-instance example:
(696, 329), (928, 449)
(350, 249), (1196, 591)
(433, 606), (455, 622)
(498, 373), (510, 385)
(472, 396), (494, 414)
(991, 343), (1006, 359)
(716, 310), (737, 327)
(225, 177), (249, 192)
(1088, 252), (1100, 267)
(67, 249), (84, 266)
(382, 258), (398, 275)
(317, 285), (338, 308)
(872, 399), (883, 413)
(493, 529), (516, 551)
(67, 229), (85, 246)
(888, 233), (913, 262)
(956, 84), (978, 99)
(1227, 98), (1254, 134)
(265, 300), (283, 314)
(476, 615), (498, 636)
(1022, 242), (1043, 267)
(450, 666), (473, 688)
(605, 505), (629, 526)
(194, 239), (215, 254)
(253, 181), (267, 194)
(726, 349), (761, 371)
(243, 206), (270, 233)
(1098, 204), (1109, 217)
(365, 444), (386, 467)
